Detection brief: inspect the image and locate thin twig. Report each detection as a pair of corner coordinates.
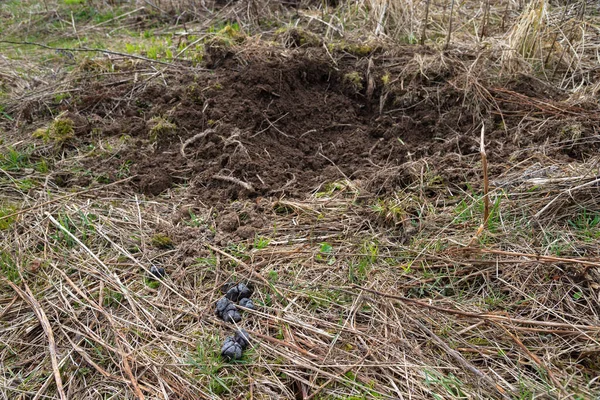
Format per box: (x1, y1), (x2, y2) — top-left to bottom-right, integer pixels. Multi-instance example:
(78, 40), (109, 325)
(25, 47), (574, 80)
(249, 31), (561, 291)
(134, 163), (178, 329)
(480, 124), (490, 224)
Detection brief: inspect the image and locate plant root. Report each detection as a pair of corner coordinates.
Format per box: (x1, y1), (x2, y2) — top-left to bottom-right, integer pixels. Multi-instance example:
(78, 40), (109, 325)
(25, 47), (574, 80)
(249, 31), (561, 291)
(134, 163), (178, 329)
(212, 174), (255, 192)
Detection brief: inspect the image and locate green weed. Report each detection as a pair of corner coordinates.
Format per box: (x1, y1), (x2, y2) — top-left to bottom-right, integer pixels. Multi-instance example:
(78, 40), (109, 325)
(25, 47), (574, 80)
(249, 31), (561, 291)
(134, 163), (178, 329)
(0, 104), (13, 121)
(568, 209), (600, 241)
(316, 242), (336, 265)
(253, 235), (270, 250)
(315, 181), (350, 198)
(0, 147), (31, 171)
(349, 239), (378, 283)
(185, 210), (204, 228)
(187, 334), (248, 395)
(194, 254), (217, 268)
(49, 212), (97, 247)
(125, 37), (174, 61)
(226, 243), (248, 261)
(453, 192), (502, 233)
(424, 370), (467, 399)
(268, 269), (278, 283)
(102, 288), (123, 307)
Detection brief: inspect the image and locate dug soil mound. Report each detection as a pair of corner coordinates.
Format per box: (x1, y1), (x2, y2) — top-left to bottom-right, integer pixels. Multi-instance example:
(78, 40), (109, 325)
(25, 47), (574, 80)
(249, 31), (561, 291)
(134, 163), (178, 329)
(80, 49), (425, 201)
(17, 46), (600, 203)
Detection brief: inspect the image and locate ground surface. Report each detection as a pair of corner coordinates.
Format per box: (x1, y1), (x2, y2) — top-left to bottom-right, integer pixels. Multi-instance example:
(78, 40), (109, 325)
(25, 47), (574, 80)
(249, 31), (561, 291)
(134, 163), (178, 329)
(1, 0), (600, 399)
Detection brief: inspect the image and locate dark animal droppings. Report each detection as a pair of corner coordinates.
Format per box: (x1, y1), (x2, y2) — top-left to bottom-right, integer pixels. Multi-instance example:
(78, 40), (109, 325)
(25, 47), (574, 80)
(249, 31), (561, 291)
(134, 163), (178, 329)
(149, 266), (166, 279)
(215, 297), (242, 323)
(224, 283), (253, 302)
(220, 282), (236, 294)
(234, 329), (250, 349)
(239, 298), (254, 310)
(221, 337), (243, 360)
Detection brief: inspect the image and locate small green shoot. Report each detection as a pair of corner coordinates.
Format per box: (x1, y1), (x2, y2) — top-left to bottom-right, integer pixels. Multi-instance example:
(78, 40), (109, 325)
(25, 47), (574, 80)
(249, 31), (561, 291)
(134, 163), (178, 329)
(253, 235), (270, 250)
(316, 242), (336, 265)
(0, 252), (20, 283)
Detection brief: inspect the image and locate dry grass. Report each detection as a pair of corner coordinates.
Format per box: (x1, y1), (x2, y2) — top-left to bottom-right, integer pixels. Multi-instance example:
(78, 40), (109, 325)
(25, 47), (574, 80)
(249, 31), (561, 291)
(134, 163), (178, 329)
(1, 151), (600, 398)
(1, 0), (600, 399)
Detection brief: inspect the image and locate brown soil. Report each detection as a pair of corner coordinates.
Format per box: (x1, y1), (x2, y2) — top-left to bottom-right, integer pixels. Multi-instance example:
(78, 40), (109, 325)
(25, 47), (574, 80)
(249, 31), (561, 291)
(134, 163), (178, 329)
(15, 46), (600, 203)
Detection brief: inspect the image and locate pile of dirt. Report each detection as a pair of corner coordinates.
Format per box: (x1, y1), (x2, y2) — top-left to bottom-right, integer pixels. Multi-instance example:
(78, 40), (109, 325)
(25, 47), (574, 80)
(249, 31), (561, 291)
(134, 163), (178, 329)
(15, 46), (600, 203)
(73, 49), (423, 201)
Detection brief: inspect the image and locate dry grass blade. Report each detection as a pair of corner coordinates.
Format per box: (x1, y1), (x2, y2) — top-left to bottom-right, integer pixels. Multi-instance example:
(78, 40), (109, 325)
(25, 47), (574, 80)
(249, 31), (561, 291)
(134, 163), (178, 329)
(5, 279), (67, 400)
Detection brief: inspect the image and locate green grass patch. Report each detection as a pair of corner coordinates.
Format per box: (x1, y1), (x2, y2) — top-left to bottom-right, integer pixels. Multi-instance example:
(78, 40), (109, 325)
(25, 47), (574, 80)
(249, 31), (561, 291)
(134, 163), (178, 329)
(0, 251), (20, 283)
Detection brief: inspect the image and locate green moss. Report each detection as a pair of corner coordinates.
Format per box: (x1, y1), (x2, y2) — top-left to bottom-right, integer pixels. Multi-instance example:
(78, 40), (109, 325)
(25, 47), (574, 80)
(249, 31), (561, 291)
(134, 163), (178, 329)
(560, 123), (583, 141)
(32, 116), (75, 144)
(148, 117), (176, 143)
(151, 233), (173, 249)
(343, 71), (364, 92)
(275, 27), (321, 48)
(218, 24), (245, 42)
(330, 42), (378, 57)
(0, 204), (18, 230)
(381, 72), (391, 86)
(145, 278), (160, 289)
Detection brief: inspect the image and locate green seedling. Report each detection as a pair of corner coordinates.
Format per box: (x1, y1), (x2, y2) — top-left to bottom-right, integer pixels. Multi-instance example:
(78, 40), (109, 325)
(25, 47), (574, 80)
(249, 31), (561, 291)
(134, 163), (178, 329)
(316, 242), (336, 265)
(253, 235), (270, 250)
(102, 289), (123, 307)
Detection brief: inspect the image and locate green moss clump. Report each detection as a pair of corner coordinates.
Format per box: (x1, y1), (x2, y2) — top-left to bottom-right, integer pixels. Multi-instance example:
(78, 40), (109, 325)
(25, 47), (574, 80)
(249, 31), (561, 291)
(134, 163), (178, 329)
(381, 72), (391, 86)
(329, 42), (378, 57)
(151, 233), (173, 249)
(145, 278), (160, 289)
(343, 71), (364, 92)
(560, 123), (582, 141)
(218, 24), (245, 43)
(275, 27), (322, 48)
(148, 117), (177, 143)
(32, 117), (75, 144)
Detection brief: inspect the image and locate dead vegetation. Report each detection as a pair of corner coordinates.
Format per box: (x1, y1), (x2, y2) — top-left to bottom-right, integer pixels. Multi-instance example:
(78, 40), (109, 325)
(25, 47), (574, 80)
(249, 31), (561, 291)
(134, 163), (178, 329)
(1, 0), (600, 399)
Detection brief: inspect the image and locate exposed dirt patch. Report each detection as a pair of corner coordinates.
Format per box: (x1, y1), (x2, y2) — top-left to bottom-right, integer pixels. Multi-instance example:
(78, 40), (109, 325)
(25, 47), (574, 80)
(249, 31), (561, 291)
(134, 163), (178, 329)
(14, 46), (600, 204)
